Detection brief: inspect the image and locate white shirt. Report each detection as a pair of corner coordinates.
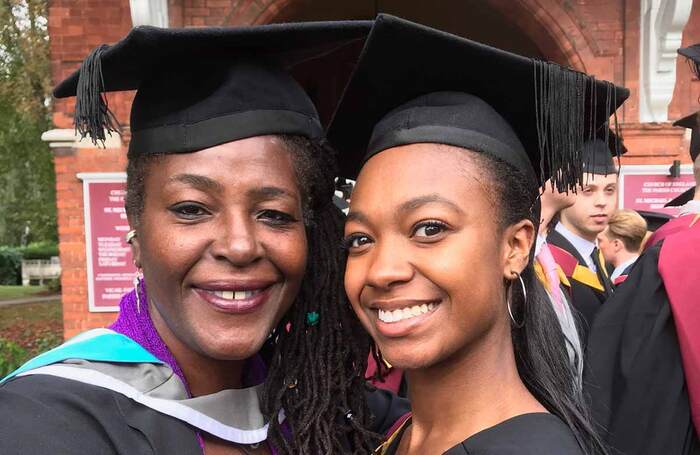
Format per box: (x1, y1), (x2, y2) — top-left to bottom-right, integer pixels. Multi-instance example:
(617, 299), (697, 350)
(555, 222), (598, 271)
(611, 256), (638, 282)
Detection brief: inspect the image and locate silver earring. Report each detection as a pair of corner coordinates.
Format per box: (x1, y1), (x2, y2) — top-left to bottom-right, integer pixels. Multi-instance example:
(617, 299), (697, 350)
(507, 272), (526, 329)
(133, 269), (144, 314)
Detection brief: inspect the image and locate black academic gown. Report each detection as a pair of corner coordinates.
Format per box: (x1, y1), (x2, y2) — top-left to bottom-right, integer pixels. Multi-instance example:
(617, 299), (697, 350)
(584, 242), (700, 455)
(547, 230), (610, 339)
(379, 413), (583, 455)
(0, 375), (409, 455)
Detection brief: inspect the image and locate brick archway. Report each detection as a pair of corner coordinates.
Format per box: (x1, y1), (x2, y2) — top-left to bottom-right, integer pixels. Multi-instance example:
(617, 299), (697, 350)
(224, 0), (599, 76)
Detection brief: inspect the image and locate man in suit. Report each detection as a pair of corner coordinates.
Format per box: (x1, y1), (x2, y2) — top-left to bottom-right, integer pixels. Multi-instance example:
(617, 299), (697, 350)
(547, 138), (617, 337)
(597, 209), (647, 286)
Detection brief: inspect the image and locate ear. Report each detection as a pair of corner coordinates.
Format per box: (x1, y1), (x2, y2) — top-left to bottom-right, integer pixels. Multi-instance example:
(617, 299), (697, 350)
(126, 216), (142, 269)
(502, 219), (536, 279)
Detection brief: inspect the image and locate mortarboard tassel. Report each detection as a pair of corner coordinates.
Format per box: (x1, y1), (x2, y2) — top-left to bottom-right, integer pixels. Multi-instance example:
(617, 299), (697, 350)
(534, 60), (621, 192)
(74, 44), (120, 146)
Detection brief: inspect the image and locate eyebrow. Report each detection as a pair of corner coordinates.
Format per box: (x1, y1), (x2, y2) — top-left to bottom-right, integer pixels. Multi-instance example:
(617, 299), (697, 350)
(397, 194), (464, 214)
(168, 174), (223, 192)
(346, 194), (463, 225)
(247, 186), (298, 202)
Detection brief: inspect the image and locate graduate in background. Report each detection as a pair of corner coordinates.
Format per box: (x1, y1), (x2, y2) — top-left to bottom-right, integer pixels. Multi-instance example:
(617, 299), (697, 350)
(330, 15), (627, 455)
(583, 43), (700, 455)
(596, 209), (647, 286)
(547, 138), (618, 337)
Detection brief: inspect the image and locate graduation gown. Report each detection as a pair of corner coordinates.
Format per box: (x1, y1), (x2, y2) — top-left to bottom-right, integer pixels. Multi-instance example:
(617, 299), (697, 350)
(547, 230), (610, 338)
(583, 239), (700, 455)
(376, 413), (583, 454)
(0, 290), (410, 455)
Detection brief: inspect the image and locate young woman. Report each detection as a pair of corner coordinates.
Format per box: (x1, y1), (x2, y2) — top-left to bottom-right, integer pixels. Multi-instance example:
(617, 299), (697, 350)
(329, 15), (628, 454)
(0, 22), (401, 455)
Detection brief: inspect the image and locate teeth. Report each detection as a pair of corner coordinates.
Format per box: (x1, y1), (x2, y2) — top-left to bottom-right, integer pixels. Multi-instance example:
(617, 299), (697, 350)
(377, 302), (438, 323)
(213, 290), (260, 300)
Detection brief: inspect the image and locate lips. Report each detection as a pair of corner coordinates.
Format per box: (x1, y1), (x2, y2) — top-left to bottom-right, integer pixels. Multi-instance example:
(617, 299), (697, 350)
(369, 298), (441, 338)
(194, 280), (275, 314)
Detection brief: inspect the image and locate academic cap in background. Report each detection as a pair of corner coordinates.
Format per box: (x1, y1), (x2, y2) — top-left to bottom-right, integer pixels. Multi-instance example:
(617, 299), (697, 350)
(637, 210), (674, 232)
(581, 130), (627, 176)
(665, 111), (699, 208)
(327, 14), (629, 192)
(679, 44), (700, 79)
(53, 21), (372, 155)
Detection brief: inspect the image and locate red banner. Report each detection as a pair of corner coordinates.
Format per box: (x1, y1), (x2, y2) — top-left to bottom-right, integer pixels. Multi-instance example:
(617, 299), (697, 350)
(620, 166), (695, 217)
(80, 174), (135, 312)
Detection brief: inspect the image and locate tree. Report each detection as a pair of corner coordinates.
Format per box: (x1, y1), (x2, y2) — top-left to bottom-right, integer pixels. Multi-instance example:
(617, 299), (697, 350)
(0, 0), (56, 245)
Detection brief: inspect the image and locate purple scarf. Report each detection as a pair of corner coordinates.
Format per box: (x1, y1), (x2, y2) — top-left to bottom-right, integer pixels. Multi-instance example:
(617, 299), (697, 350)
(109, 286), (272, 453)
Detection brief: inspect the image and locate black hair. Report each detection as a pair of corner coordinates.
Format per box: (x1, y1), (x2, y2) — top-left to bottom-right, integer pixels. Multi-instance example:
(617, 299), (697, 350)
(476, 151), (609, 455)
(125, 136), (379, 454)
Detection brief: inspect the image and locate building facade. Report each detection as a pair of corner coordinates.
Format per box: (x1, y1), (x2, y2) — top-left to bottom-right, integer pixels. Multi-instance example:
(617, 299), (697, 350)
(46, 0), (700, 337)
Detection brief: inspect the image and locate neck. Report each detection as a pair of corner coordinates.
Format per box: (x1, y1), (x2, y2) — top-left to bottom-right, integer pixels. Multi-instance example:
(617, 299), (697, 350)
(612, 250), (637, 269)
(149, 301), (244, 396)
(559, 218), (596, 243)
(401, 321), (544, 453)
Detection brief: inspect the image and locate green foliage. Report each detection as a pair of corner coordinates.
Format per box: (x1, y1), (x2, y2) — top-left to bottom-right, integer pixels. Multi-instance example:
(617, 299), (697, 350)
(0, 246), (21, 284)
(20, 240), (58, 259)
(0, 0), (55, 246)
(46, 276), (60, 293)
(0, 337), (28, 377)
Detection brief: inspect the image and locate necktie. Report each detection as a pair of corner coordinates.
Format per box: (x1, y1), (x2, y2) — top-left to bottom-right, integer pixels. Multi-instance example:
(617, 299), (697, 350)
(591, 247), (613, 296)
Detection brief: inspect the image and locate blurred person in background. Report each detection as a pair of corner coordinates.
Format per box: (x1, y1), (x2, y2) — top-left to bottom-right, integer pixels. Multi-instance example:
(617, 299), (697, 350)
(597, 209), (647, 286)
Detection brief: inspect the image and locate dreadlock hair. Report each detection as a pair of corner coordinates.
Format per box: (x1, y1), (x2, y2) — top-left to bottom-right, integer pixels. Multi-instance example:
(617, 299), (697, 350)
(476, 151), (609, 455)
(125, 135), (380, 454)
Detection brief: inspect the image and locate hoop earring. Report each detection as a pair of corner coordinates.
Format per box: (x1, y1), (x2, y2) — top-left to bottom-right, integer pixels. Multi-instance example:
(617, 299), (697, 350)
(507, 272), (527, 329)
(133, 268), (144, 314)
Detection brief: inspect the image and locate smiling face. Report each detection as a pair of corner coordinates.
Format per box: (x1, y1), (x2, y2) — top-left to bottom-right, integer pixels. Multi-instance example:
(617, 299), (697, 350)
(559, 173), (618, 242)
(343, 144), (533, 370)
(130, 136), (307, 361)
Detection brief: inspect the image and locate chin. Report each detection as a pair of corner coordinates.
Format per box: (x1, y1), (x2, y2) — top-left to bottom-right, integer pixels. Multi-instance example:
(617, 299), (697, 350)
(379, 342), (443, 371)
(198, 332), (268, 361)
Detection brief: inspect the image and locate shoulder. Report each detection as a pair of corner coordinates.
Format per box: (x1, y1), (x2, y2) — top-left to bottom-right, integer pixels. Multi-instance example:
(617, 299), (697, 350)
(0, 374), (198, 455)
(365, 385), (411, 435)
(0, 375), (126, 454)
(453, 413), (583, 455)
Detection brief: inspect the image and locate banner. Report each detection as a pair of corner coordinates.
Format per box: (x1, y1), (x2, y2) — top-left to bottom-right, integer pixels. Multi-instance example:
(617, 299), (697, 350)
(619, 165), (695, 216)
(78, 173), (135, 312)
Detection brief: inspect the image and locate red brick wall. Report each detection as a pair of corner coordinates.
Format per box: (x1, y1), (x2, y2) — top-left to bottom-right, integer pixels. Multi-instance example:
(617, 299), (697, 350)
(50, 0), (700, 338)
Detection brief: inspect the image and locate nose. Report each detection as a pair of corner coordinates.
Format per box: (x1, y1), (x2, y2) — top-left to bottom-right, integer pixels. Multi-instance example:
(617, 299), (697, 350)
(364, 238), (414, 290)
(593, 190), (607, 208)
(209, 212), (262, 267)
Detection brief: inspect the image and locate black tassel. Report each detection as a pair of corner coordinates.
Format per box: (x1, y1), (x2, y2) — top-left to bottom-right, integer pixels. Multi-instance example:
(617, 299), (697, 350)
(686, 57), (700, 80)
(74, 44), (120, 146)
(533, 60), (622, 192)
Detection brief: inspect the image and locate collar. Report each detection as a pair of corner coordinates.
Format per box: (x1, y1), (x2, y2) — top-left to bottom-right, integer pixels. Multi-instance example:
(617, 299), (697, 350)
(555, 222), (597, 267)
(611, 256), (638, 281)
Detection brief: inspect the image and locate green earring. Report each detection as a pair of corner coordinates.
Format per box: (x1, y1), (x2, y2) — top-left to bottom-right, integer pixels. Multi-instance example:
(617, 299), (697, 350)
(306, 311), (320, 326)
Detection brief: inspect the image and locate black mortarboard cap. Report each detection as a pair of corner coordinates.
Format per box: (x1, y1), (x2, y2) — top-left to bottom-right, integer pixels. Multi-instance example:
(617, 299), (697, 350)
(637, 210), (674, 231)
(665, 111), (699, 207)
(679, 44), (700, 79)
(327, 14), (629, 191)
(54, 21), (372, 155)
(581, 130), (627, 176)
(673, 111), (700, 163)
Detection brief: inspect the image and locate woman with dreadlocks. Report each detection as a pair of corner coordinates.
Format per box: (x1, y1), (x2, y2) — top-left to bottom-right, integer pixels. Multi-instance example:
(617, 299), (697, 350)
(0, 22), (406, 455)
(329, 15), (628, 454)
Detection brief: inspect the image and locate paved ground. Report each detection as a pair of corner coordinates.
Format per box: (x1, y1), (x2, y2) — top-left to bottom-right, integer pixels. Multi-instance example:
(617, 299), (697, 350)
(0, 295), (61, 307)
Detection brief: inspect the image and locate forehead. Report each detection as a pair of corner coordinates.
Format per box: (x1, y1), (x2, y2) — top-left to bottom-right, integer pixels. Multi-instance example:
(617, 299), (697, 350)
(150, 135), (300, 191)
(582, 172), (618, 187)
(351, 144), (491, 212)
